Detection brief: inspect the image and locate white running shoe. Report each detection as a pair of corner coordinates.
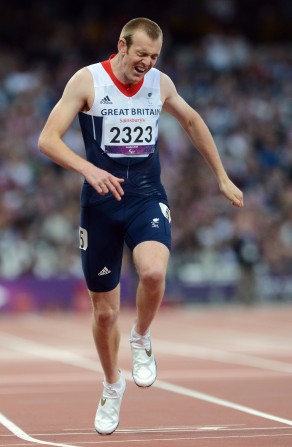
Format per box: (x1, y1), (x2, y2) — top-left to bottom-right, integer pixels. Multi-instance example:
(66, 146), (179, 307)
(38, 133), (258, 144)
(95, 371), (126, 435)
(130, 325), (157, 388)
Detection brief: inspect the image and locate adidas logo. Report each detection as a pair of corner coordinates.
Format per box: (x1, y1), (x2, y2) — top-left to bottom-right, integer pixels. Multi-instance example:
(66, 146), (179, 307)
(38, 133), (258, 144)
(100, 95), (113, 104)
(98, 267), (111, 276)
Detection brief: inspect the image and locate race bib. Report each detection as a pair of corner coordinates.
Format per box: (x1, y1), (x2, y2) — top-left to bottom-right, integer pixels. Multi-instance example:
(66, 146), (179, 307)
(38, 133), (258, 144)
(103, 120), (156, 155)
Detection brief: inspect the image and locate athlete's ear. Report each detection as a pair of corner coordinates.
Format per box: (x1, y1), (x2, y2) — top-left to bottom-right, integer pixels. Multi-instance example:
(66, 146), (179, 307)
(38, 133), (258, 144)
(118, 38), (127, 56)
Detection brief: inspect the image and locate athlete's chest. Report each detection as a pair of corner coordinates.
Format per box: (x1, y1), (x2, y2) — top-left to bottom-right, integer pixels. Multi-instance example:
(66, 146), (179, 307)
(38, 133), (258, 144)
(94, 84), (162, 120)
(95, 87), (160, 155)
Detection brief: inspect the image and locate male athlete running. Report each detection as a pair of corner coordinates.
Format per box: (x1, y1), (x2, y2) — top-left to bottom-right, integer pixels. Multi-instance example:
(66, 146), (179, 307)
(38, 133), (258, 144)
(38, 17), (243, 435)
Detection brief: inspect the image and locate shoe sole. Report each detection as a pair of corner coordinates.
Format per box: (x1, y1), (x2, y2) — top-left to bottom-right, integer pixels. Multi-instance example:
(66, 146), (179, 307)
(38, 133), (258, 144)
(95, 423), (119, 436)
(133, 377), (156, 388)
(132, 360), (157, 388)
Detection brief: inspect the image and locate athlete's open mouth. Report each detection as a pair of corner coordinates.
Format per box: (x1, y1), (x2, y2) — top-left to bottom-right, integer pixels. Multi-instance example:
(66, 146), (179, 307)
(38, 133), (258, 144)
(134, 66), (146, 74)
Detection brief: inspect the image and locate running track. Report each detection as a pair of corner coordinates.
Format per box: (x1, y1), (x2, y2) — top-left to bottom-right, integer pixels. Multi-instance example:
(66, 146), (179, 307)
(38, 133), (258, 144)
(1, 305), (292, 446)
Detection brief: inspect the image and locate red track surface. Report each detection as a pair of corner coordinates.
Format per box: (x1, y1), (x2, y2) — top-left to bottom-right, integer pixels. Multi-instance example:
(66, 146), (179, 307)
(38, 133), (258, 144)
(1, 305), (292, 446)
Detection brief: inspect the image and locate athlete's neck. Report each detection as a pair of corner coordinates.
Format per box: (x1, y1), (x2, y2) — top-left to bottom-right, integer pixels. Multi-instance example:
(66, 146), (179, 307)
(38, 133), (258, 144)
(110, 54), (132, 86)
(101, 55), (144, 97)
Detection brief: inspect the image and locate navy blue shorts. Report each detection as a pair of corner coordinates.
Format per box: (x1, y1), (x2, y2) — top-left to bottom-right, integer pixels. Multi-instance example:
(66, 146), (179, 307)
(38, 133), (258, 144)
(79, 194), (171, 292)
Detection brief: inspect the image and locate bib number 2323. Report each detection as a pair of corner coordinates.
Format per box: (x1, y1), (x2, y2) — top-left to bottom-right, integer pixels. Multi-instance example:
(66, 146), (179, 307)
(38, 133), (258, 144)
(109, 125), (153, 144)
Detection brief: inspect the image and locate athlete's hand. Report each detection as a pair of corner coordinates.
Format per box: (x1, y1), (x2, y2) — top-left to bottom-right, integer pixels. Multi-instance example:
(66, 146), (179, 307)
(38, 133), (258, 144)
(219, 176), (243, 208)
(84, 165), (125, 201)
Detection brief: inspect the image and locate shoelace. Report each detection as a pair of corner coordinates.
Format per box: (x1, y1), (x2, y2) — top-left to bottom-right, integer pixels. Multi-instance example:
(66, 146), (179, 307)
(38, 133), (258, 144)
(103, 386), (118, 398)
(102, 381), (124, 399)
(129, 331), (151, 347)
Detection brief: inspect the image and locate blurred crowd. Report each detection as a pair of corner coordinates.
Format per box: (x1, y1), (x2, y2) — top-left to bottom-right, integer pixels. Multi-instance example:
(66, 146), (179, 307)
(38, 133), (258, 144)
(160, 37), (292, 301)
(0, 5), (291, 303)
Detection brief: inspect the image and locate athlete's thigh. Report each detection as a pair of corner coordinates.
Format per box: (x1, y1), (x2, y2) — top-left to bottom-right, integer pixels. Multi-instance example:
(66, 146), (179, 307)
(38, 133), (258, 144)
(125, 198), (172, 252)
(133, 240), (170, 277)
(79, 201), (124, 292)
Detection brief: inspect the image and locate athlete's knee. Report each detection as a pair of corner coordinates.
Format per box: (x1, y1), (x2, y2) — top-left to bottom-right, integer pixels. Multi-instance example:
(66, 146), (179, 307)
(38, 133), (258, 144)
(92, 305), (119, 327)
(139, 266), (165, 290)
(90, 290), (120, 327)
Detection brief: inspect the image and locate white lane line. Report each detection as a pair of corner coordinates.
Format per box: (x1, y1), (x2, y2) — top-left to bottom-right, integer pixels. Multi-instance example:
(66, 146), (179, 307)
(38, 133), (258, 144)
(62, 425), (292, 434)
(153, 379), (292, 426)
(4, 433), (292, 446)
(4, 331), (292, 376)
(0, 372), (99, 385)
(122, 337), (292, 374)
(0, 386), (96, 396)
(0, 412), (81, 447)
(117, 425), (292, 433)
(1, 332), (292, 427)
(54, 433), (292, 444)
(0, 425), (241, 437)
(0, 333), (103, 372)
(153, 369), (287, 380)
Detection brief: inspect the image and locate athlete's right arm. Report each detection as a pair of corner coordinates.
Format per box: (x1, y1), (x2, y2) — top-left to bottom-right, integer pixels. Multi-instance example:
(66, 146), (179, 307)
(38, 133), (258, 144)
(38, 68), (124, 201)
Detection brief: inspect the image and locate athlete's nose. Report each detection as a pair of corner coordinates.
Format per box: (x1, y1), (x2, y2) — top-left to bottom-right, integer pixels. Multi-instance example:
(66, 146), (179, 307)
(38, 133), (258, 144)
(141, 56), (152, 68)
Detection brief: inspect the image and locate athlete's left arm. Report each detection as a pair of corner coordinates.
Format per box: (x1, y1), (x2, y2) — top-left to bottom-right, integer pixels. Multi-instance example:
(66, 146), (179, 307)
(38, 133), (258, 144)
(161, 73), (243, 208)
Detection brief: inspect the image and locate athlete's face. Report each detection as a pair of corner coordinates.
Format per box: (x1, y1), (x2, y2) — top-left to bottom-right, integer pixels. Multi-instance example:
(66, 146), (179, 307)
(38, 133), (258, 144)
(119, 30), (162, 84)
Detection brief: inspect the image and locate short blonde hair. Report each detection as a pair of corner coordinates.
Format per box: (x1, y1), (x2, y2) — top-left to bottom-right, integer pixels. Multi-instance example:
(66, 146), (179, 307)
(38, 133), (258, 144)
(120, 17), (163, 48)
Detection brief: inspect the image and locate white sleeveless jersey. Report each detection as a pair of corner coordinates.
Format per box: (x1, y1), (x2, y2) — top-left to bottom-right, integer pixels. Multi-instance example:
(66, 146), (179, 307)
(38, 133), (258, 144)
(83, 61), (162, 158)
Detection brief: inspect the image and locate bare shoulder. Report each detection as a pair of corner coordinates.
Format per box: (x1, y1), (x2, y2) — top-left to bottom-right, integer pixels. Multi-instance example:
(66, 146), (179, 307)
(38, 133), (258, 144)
(64, 67), (92, 98)
(160, 72), (192, 121)
(60, 67), (94, 111)
(160, 72), (177, 104)
(69, 66), (92, 83)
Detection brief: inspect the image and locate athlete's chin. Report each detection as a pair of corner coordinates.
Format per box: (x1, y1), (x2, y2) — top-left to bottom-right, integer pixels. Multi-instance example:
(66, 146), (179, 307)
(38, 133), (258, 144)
(132, 73), (145, 82)
(133, 68), (150, 80)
